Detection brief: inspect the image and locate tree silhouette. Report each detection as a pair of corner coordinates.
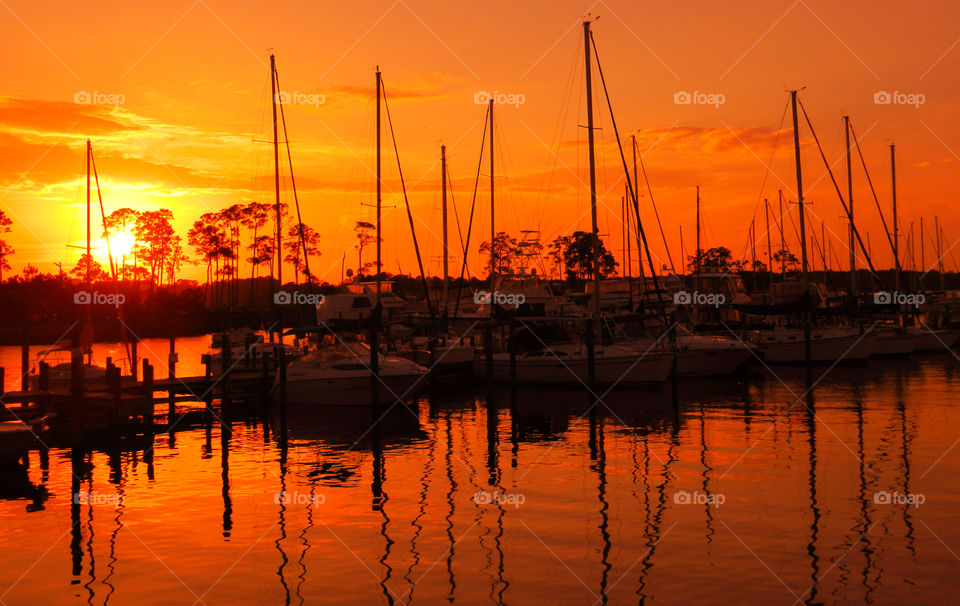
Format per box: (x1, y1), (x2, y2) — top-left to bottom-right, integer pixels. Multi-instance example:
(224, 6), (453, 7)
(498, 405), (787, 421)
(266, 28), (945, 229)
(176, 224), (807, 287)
(479, 231), (520, 277)
(355, 221), (376, 277)
(284, 222), (321, 285)
(549, 231), (617, 281)
(0, 210), (13, 283)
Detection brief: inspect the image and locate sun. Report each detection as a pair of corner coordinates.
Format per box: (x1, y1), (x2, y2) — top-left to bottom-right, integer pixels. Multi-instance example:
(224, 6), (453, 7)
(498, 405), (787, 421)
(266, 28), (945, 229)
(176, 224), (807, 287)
(94, 232), (135, 265)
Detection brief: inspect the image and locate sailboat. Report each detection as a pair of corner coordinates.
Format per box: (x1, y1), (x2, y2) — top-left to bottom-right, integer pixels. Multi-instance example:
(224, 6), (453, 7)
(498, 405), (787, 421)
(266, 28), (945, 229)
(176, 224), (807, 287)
(272, 60), (427, 405)
(478, 19), (674, 386)
(31, 140), (111, 389)
(750, 92), (874, 364)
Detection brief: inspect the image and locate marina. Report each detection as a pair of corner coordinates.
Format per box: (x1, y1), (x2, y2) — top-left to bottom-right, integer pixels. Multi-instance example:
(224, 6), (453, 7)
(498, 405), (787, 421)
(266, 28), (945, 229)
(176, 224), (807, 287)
(2, 2), (960, 604)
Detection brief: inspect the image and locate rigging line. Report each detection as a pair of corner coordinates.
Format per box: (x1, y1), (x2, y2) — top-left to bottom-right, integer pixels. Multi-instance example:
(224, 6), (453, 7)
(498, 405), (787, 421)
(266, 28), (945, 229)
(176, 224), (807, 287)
(90, 149), (131, 369)
(798, 100), (883, 288)
(275, 67), (313, 291)
(446, 160), (466, 263)
(849, 121), (906, 283)
(744, 99), (789, 261)
(453, 107), (489, 319)
(589, 32), (664, 308)
(634, 137), (676, 273)
(381, 81), (436, 323)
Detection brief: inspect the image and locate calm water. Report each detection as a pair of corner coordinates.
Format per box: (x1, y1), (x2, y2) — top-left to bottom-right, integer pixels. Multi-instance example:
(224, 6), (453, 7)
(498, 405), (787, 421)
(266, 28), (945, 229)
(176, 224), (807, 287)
(1, 337), (960, 605)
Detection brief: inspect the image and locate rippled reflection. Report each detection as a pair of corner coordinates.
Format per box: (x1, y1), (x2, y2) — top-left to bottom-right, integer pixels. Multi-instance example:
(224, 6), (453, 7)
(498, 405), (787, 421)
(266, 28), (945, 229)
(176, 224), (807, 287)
(1, 340), (959, 604)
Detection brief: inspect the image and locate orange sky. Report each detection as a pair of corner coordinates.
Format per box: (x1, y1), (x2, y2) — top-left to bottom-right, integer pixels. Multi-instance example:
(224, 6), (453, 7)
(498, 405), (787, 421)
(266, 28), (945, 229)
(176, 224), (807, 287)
(2, 0), (959, 283)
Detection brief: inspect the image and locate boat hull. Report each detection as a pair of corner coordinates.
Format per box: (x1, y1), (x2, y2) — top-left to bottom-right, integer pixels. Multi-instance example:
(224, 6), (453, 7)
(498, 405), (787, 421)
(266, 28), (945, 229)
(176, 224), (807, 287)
(756, 331), (874, 364)
(870, 332), (921, 358)
(913, 329), (960, 352)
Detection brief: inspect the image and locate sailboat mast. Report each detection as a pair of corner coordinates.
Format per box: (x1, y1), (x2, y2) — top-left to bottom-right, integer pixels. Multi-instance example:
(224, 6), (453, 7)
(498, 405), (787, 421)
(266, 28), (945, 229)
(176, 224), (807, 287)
(376, 68), (382, 303)
(695, 185), (701, 280)
(791, 91), (808, 283)
(629, 134), (636, 296)
(764, 198), (772, 286)
(86, 139), (91, 288)
(920, 216), (925, 290)
(790, 89), (810, 364)
(936, 215), (944, 289)
(488, 98), (495, 318)
(891, 144), (900, 293)
(441, 144), (449, 322)
(270, 55), (281, 293)
(778, 189), (786, 277)
(845, 115), (856, 296)
(584, 19), (601, 339)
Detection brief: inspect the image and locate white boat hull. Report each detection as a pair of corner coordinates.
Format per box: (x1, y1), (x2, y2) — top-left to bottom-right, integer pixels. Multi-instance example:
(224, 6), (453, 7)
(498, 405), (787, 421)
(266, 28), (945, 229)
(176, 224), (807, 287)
(756, 331), (874, 364)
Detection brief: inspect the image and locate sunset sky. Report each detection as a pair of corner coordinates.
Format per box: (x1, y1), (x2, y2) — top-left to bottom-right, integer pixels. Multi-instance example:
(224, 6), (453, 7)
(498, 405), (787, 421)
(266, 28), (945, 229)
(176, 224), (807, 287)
(2, 0), (959, 283)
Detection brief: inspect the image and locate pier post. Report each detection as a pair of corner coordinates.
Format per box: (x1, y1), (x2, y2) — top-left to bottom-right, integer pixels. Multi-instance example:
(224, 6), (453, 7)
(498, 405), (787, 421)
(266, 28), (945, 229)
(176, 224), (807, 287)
(278, 346), (287, 449)
(108, 365), (122, 429)
(167, 337), (177, 419)
(508, 312), (517, 394)
(20, 342), (29, 392)
(220, 332), (231, 407)
(131, 337), (139, 382)
(38, 362), (49, 393)
(484, 323), (494, 402)
(586, 318), (597, 394)
(143, 361), (154, 436)
(70, 345), (84, 443)
(0, 367), (4, 394)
